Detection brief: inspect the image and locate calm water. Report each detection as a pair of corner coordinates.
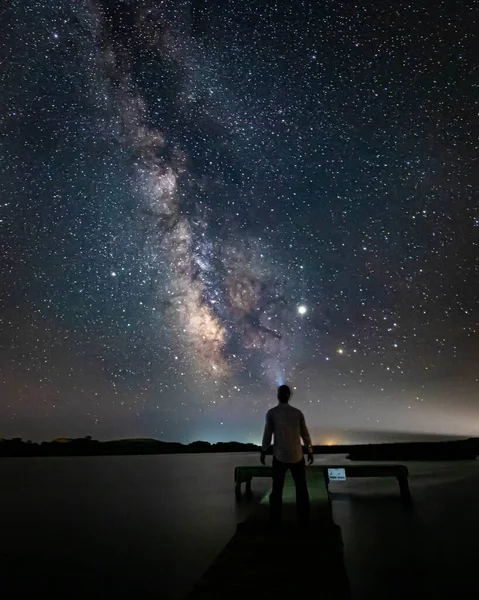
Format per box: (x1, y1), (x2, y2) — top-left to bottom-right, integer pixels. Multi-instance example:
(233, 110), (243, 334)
(1, 453), (479, 599)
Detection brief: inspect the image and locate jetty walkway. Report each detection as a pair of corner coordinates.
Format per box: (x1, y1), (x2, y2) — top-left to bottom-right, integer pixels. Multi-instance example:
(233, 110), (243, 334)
(186, 468), (350, 599)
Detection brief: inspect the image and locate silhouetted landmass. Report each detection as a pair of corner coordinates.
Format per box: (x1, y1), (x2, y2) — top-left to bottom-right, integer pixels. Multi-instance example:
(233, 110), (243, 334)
(0, 436), (477, 459)
(346, 438), (478, 461)
(0, 437), (260, 457)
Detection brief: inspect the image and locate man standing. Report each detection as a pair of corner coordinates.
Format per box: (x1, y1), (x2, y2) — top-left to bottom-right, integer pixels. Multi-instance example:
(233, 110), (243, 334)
(261, 384), (314, 525)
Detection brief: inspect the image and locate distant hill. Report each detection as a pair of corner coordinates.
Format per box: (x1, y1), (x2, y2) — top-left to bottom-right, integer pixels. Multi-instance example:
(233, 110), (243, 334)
(0, 437), (259, 457)
(0, 436), (477, 460)
(345, 438), (478, 461)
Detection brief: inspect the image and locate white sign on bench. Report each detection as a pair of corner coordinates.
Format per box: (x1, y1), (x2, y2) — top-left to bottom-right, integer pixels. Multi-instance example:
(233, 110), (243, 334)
(328, 468), (346, 481)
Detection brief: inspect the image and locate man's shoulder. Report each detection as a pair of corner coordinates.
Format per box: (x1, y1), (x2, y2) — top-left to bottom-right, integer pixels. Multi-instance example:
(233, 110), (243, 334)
(266, 405), (284, 418)
(268, 404), (303, 416)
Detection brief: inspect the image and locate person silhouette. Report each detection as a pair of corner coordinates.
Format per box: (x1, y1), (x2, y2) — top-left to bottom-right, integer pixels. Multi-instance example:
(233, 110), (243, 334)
(260, 384), (313, 525)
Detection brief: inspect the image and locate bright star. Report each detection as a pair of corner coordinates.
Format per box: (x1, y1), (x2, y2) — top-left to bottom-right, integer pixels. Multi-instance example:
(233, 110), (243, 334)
(297, 305), (307, 315)
(337, 348), (344, 354)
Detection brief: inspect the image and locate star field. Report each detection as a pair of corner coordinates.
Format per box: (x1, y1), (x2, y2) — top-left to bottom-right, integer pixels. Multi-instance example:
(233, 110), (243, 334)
(1, 0), (478, 442)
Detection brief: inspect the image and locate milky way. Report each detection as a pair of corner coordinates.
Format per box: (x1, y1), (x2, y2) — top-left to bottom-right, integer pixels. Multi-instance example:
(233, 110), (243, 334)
(1, 0), (478, 442)
(84, 0), (302, 386)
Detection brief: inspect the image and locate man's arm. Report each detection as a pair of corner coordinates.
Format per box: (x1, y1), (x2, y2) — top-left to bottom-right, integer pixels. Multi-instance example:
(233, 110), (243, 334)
(299, 412), (314, 463)
(260, 411), (273, 464)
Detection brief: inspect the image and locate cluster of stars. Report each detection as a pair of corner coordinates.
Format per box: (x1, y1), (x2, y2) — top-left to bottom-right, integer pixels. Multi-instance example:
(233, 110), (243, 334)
(0, 0), (478, 441)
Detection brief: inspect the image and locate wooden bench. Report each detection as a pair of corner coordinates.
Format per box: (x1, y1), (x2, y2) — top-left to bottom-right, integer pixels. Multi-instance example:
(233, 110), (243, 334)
(235, 463), (412, 505)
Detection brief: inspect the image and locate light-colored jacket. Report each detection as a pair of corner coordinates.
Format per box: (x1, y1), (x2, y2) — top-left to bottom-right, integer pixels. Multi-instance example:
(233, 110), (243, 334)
(261, 403), (312, 463)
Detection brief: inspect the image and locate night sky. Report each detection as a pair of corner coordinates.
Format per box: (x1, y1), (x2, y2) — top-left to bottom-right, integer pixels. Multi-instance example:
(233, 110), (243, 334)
(1, 0), (478, 443)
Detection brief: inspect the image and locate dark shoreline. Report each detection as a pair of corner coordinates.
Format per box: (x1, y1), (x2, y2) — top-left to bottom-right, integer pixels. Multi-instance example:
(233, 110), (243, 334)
(1, 436), (477, 460)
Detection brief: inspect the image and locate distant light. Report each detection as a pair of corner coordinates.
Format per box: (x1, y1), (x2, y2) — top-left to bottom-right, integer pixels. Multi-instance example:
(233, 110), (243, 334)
(337, 348), (344, 354)
(111, 272), (117, 277)
(297, 305), (307, 315)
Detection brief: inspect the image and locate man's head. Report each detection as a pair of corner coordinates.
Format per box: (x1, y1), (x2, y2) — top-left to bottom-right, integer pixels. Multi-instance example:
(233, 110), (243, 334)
(277, 384), (291, 403)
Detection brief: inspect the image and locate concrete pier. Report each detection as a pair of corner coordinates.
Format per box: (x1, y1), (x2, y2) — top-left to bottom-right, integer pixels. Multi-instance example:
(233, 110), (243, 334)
(186, 469), (350, 599)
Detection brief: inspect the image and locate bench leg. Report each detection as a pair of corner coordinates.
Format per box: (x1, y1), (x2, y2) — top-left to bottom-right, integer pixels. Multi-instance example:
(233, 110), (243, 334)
(397, 476), (413, 506)
(235, 480), (242, 500)
(245, 478), (252, 498)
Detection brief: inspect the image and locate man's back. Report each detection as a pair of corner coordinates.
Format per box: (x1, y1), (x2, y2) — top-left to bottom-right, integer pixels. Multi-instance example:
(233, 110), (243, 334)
(261, 385), (313, 525)
(262, 403), (311, 463)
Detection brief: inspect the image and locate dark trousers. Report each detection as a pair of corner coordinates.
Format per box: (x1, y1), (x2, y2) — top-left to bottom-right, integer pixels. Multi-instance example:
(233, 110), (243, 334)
(270, 457), (310, 524)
